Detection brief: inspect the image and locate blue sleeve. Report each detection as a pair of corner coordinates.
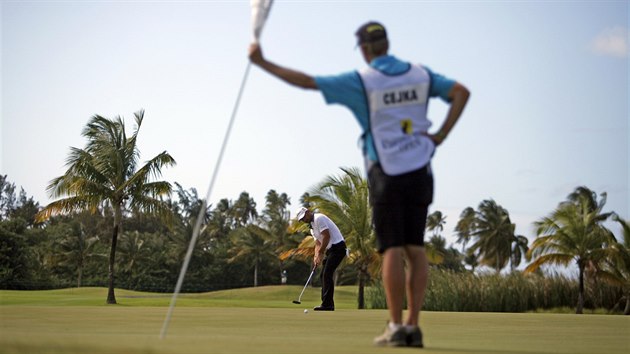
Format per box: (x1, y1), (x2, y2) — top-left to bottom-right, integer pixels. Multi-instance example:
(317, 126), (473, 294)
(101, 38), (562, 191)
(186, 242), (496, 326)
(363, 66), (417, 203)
(315, 71), (364, 106)
(425, 66), (456, 103)
(314, 71), (370, 130)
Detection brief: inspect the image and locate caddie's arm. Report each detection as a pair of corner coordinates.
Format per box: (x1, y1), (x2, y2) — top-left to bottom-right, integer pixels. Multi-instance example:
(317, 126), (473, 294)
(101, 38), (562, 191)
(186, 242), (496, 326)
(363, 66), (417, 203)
(249, 43), (318, 90)
(431, 82), (470, 146)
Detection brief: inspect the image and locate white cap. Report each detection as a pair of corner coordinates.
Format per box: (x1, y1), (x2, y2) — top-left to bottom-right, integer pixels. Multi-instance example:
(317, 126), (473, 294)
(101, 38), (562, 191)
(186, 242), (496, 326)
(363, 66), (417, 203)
(295, 207), (308, 221)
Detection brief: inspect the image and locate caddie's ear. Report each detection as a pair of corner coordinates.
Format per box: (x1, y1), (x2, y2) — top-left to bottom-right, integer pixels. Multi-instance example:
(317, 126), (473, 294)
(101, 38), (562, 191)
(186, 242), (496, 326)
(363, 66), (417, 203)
(359, 44), (371, 63)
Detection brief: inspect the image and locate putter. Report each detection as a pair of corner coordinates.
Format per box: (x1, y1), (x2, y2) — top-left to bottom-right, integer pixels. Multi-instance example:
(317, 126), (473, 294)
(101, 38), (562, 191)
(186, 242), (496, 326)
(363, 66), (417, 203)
(292, 266), (316, 304)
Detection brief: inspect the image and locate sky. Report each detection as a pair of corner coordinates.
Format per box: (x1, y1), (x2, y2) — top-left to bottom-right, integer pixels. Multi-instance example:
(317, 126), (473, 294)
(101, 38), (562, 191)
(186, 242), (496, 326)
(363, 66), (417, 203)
(2, 1), (628, 255)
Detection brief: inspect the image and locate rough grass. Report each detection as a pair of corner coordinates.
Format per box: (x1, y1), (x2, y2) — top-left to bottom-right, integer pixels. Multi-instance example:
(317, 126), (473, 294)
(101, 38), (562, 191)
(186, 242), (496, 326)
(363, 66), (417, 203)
(1, 287), (628, 354)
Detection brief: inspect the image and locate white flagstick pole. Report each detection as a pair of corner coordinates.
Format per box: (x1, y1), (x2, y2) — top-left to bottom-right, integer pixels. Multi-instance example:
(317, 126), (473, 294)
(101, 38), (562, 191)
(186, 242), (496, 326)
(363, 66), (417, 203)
(160, 62), (251, 340)
(160, 0), (273, 340)
(160, 0), (273, 339)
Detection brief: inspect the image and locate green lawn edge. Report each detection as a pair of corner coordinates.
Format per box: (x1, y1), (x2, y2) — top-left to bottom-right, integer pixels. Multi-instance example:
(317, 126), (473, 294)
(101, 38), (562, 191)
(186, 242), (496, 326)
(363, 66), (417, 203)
(1, 287), (629, 354)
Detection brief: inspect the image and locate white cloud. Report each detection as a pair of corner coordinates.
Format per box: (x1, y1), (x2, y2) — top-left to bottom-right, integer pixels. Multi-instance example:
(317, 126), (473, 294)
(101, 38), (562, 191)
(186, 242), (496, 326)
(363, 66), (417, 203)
(590, 26), (629, 58)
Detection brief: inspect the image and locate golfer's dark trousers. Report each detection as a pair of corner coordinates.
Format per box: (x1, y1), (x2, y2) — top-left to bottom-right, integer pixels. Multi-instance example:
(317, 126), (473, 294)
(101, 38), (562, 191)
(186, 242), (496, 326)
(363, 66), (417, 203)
(320, 241), (346, 308)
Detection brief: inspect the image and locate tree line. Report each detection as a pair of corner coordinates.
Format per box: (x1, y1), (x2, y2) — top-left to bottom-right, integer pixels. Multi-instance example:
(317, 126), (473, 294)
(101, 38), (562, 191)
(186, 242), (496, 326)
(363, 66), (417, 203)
(1, 111), (628, 314)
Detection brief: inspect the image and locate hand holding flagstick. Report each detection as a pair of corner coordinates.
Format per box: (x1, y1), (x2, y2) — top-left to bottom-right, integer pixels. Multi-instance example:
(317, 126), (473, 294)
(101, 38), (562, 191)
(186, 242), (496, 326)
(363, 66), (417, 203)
(250, 0), (273, 67)
(249, 42), (265, 66)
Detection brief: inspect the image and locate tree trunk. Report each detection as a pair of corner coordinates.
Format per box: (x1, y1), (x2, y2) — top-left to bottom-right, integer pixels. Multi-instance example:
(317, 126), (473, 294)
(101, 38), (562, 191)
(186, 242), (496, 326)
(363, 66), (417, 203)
(624, 296), (630, 315)
(254, 261), (258, 287)
(77, 265), (82, 288)
(357, 267), (365, 309)
(576, 264), (584, 314)
(106, 206), (122, 304)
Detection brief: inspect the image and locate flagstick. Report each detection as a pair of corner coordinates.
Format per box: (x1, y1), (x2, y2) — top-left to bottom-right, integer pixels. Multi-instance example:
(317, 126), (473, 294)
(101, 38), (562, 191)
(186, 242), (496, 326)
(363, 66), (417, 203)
(160, 62), (252, 340)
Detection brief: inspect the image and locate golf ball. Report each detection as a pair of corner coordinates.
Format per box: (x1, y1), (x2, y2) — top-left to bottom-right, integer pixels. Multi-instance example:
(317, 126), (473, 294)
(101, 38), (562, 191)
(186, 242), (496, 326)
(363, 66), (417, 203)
(304, 309), (308, 314)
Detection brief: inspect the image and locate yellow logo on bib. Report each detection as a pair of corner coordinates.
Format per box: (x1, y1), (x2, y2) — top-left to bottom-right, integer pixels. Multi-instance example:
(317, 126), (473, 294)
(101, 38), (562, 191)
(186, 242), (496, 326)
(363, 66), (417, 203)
(400, 119), (413, 135)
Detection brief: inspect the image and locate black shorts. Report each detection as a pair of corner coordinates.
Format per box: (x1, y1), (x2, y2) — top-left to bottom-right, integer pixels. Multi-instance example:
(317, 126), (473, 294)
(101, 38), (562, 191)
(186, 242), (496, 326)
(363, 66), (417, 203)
(368, 163), (434, 253)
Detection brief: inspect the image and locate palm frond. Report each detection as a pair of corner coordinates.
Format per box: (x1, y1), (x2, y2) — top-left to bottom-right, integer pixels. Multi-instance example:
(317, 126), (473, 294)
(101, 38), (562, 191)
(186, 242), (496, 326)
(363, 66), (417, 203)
(279, 237), (315, 262)
(36, 196), (102, 222)
(524, 253), (574, 273)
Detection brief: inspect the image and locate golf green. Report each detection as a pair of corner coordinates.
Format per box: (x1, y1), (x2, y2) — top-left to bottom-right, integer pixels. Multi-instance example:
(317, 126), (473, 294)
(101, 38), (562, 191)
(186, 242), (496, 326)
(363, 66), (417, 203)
(1, 287), (628, 353)
(1, 306), (628, 354)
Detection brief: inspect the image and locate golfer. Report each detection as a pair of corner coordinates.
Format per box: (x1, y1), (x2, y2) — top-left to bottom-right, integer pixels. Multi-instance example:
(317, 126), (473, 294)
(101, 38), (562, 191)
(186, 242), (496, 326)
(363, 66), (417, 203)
(250, 21), (469, 346)
(296, 206), (346, 311)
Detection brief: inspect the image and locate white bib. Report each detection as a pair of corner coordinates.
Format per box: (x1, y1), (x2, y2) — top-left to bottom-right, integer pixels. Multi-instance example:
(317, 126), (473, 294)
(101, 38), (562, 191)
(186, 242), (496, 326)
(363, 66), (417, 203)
(360, 64), (435, 175)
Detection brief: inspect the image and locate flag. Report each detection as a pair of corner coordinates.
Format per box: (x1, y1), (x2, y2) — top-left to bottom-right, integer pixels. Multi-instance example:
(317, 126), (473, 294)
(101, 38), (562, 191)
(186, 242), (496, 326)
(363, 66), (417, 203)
(251, 0), (274, 43)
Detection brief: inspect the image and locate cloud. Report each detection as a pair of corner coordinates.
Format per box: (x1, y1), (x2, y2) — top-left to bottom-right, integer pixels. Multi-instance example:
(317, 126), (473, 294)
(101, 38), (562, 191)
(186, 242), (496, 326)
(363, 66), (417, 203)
(590, 26), (629, 58)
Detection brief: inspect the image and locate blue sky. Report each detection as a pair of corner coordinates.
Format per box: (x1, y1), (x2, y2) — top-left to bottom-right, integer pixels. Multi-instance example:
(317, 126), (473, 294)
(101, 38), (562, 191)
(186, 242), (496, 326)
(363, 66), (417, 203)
(2, 1), (628, 253)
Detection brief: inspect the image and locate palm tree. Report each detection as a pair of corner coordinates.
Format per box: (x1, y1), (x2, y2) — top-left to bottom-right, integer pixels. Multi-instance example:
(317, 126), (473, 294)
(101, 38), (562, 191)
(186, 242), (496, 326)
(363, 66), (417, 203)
(525, 186), (615, 313)
(597, 214), (630, 314)
(426, 210), (448, 266)
(455, 207), (476, 253)
(206, 198), (234, 248)
(463, 251), (479, 272)
(426, 210), (447, 239)
(260, 190), (295, 283)
(510, 232), (529, 272)
(50, 220), (100, 287)
(228, 224), (275, 287)
(261, 190), (290, 241)
(230, 192), (258, 228)
(36, 110), (175, 304)
(116, 231), (153, 288)
(426, 235), (447, 266)
(305, 167), (379, 309)
(172, 183), (211, 228)
(468, 199), (528, 272)
(170, 183), (212, 254)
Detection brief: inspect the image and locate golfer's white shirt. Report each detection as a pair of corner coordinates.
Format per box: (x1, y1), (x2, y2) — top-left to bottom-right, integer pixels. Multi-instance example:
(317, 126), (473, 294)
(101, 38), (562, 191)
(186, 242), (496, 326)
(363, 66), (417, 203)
(310, 213), (344, 249)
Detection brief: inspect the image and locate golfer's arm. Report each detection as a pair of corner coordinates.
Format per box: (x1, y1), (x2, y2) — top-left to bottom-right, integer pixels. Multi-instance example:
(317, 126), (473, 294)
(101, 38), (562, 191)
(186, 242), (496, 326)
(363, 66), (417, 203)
(319, 230), (330, 254)
(437, 83), (470, 139)
(256, 60), (318, 90)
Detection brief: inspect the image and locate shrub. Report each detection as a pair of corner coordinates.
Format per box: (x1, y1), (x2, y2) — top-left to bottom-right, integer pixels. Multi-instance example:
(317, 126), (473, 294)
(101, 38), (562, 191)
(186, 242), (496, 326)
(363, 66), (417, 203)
(366, 269), (623, 313)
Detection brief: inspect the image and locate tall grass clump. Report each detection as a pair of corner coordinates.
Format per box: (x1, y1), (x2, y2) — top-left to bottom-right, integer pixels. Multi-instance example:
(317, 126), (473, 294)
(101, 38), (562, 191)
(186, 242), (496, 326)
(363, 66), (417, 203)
(366, 269), (623, 313)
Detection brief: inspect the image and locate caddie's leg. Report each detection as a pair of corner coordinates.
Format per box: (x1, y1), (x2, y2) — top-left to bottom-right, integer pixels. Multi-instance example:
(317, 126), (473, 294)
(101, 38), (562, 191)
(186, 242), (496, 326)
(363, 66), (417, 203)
(404, 245), (428, 326)
(382, 246), (405, 325)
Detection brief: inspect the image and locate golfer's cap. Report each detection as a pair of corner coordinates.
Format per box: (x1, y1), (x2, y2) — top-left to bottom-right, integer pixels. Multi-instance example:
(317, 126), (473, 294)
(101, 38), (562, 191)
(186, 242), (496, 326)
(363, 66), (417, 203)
(355, 21), (387, 45)
(295, 207), (308, 221)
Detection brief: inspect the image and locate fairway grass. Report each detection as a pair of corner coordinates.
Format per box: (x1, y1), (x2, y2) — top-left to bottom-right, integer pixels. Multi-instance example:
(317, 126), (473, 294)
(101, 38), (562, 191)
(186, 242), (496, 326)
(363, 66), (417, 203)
(0, 286), (357, 308)
(1, 288), (629, 354)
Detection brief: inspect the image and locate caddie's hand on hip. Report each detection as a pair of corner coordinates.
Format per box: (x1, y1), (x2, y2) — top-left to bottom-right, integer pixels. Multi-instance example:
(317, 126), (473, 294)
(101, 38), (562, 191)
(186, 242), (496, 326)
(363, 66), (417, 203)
(429, 131), (447, 146)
